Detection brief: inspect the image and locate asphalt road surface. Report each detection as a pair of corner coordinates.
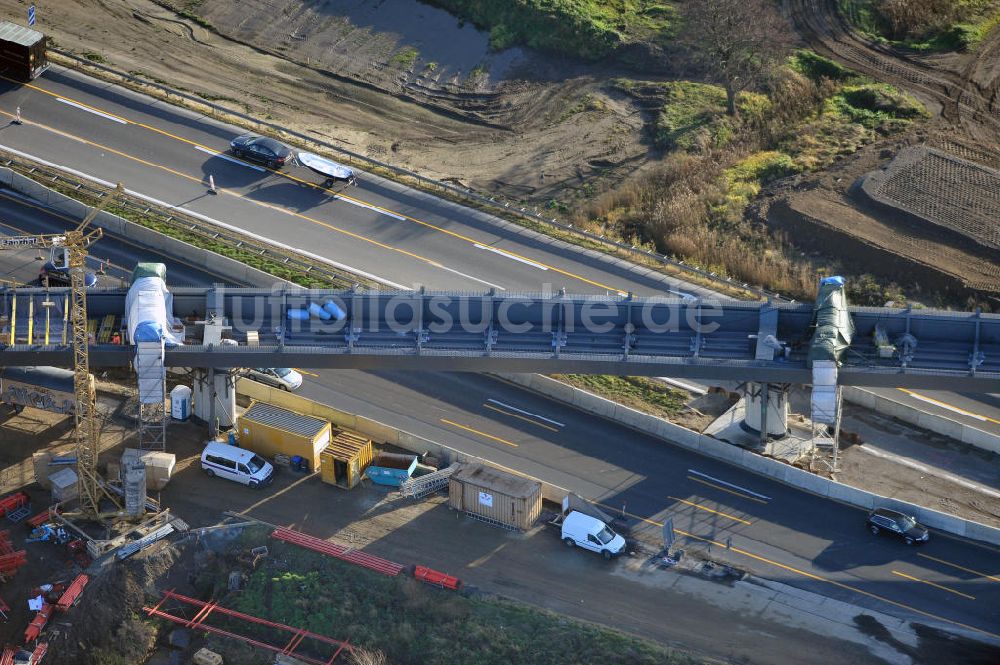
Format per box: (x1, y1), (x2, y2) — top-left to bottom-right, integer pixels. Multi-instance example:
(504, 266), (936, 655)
(0, 69), (998, 643)
(2, 66), (997, 431)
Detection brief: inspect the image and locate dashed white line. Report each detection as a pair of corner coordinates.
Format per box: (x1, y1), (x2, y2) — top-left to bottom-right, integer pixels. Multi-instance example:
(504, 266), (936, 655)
(57, 97), (128, 124)
(486, 399), (564, 427)
(0, 144), (408, 290)
(433, 263), (506, 291)
(474, 243), (548, 270)
(339, 196), (405, 220)
(688, 469), (772, 501)
(194, 145), (265, 171)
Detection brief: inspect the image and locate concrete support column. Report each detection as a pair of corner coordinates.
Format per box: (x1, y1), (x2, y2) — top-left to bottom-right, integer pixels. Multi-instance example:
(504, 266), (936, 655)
(192, 367), (236, 434)
(741, 382), (789, 442)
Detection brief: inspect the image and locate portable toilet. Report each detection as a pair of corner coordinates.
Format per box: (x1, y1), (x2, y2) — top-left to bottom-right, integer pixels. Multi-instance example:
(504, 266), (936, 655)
(170, 385), (192, 421)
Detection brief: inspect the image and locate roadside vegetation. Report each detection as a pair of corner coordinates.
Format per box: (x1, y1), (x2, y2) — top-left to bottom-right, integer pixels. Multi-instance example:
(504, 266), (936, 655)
(424, 0), (676, 59)
(839, 0), (1000, 50)
(199, 533), (707, 665)
(574, 47), (927, 302)
(554, 375), (689, 419)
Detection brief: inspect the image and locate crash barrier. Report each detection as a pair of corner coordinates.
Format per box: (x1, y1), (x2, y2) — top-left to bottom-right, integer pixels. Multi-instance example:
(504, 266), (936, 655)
(842, 386), (1000, 455)
(0, 156), (370, 289)
(497, 373), (1000, 547)
(52, 50), (780, 302)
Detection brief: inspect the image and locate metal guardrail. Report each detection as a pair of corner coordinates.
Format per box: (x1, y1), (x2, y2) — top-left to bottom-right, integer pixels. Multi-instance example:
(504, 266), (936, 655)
(0, 149), (369, 289)
(51, 49), (787, 302)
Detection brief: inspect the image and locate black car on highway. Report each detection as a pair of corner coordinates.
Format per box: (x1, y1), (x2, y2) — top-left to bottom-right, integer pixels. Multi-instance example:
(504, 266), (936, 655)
(229, 134), (292, 169)
(867, 508), (929, 545)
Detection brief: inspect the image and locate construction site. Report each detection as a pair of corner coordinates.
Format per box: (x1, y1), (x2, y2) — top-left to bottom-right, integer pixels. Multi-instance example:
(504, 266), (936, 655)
(0, 1), (999, 665)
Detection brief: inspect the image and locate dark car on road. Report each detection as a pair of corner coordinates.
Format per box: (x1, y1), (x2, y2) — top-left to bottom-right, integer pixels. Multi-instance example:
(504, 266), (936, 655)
(229, 134), (292, 169)
(867, 508), (929, 545)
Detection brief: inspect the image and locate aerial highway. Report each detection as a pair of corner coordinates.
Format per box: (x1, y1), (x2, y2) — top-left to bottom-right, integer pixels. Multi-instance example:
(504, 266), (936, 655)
(0, 67), (710, 298)
(1, 192), (997, 643)
(2, 65), (999, 425)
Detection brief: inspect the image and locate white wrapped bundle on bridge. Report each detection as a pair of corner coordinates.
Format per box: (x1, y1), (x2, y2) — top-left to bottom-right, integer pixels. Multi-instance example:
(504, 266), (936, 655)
(124, 276), (184, 346)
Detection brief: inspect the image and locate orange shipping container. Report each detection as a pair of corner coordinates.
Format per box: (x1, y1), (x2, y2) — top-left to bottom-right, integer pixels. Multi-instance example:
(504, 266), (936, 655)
(237, 401), (331, 472)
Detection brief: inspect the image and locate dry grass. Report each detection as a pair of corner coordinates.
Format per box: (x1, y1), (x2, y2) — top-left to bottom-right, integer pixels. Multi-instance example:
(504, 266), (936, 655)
(577, 58), (926, 301)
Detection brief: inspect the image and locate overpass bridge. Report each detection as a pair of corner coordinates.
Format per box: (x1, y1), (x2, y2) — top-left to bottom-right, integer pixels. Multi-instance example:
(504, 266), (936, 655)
(2, 287), (998, 391)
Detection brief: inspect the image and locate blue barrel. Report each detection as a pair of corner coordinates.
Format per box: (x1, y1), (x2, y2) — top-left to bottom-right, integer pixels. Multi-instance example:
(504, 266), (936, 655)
(323, 300), (346, 321)
(308, 302), (332, 321)
(287, 308), (310, 321)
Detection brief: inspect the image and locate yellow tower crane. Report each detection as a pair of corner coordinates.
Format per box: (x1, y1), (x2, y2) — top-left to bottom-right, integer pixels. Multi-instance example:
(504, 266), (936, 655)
(0, 183), (124, 519)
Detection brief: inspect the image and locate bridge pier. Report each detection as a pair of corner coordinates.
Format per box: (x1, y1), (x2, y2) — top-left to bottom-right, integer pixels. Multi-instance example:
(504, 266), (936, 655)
(740, 382), (790, 445)
(192, 367), (236, 435)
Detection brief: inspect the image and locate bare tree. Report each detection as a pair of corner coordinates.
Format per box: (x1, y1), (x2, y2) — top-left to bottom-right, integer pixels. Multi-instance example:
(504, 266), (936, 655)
(681, 0), (792, 116)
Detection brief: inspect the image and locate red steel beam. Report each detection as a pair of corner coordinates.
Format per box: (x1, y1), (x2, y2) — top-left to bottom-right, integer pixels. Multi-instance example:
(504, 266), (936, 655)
(143, 591), (352, 664)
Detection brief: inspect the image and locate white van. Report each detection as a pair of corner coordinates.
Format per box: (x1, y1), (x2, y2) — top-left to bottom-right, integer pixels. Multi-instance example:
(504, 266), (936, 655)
(561, 510), (627, 560)
(201, 441), (274, 489)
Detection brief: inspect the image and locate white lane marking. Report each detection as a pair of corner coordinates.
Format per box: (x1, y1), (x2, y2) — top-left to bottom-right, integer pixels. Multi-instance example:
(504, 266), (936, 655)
(486, 398), (564, 427)
(474, 243), (548, 270)
(339, 196), (405, 220)
(688, 469), (771, 501)
(898, 389), (990, 422)
(194, 145), (265, 172)
(0, 144), (408, 290)
(433, 263), (506, 291)
(57, 97), (128, 124)
(657, 377), (708, 395)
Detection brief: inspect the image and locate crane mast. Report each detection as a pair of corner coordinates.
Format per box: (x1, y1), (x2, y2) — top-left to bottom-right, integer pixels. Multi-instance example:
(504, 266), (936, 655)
(1, 183), (124, 519)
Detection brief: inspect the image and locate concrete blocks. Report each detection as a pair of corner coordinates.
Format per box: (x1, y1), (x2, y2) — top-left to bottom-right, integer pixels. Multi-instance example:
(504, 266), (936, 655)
(843, 386), (1000, 455)
(826, 482), (875, 510)
(783, 466), (831, 498)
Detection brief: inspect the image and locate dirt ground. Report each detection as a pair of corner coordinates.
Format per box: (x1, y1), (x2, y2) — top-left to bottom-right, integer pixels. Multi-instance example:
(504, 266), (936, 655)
(5, 0), (651, 203)
(833, 407), (1000, 528)
(756, 1), (1000, 299)
(4, 396), (1000, 663)
(7, 0), (999, 296)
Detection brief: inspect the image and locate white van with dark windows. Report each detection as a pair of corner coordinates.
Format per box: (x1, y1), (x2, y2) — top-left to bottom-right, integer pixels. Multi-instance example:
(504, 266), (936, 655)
(561, 510), (627, 560)
(201, 441), (274, 488)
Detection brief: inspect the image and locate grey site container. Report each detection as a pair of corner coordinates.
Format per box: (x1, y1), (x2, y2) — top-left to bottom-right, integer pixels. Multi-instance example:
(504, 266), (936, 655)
(448, 463), (542, 531)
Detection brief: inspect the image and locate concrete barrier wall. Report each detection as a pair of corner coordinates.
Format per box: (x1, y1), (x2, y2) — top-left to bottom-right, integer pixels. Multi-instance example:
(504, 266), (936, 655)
(234, 378), (568, 502)
(843, 386), (1000, 455)
(496, 374), (1000, 545)
(2, 169), (282, 288)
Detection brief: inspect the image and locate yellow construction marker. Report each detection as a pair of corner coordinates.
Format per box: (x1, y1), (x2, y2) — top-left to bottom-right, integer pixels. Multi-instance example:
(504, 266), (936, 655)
(440, 418), (519, 447)
(483, 403), (560, 432)
(916, 553), (1000, 584)
(667, 496), (752, 526)
(891, 570), (976, 601)
(687, 475), (769, 504)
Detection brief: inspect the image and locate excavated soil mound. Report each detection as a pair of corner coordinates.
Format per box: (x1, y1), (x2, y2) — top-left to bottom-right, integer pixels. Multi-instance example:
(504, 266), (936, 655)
(860, 147), (1000, 253)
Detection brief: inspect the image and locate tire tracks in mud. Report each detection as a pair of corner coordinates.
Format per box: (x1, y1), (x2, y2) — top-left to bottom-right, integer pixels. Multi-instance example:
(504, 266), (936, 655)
(786, 0), (1000, 152)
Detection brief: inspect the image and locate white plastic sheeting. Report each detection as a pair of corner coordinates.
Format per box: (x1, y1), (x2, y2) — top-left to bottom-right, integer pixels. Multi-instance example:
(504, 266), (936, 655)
(297, 152), (356, 182)
(811, 360), (839, 425)
(125, 276), (183, 346)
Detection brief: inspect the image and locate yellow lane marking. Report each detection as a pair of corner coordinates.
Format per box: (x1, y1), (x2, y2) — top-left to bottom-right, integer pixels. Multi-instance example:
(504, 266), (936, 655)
(294, 368), (320, 378)
(687, 476), (769, 504)
(0, 108), (460, 279)
(897, 389), (1000, 425)
(8, 79), (627, 294)
(917, 553), (1000, 583)
(440, 419), (519, 447)
(482, 402), (559, 432)
(666, 496), (752, 526)
(891, 570), (976, 601)
(587, 500), (998, 640)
